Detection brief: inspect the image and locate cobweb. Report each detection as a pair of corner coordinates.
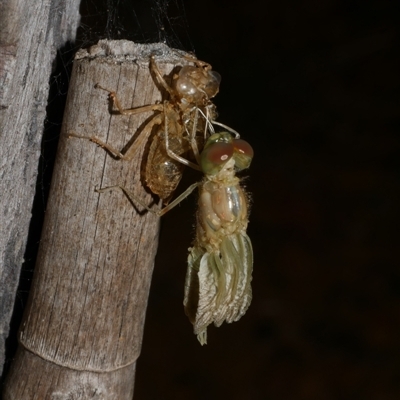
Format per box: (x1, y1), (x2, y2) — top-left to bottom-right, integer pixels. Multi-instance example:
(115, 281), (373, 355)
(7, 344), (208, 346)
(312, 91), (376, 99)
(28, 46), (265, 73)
(78, 0), (194, 51)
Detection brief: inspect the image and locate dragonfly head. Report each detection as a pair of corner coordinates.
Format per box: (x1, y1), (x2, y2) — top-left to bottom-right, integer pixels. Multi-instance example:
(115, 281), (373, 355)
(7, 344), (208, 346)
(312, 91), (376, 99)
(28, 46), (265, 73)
(200, 132), (254, 176)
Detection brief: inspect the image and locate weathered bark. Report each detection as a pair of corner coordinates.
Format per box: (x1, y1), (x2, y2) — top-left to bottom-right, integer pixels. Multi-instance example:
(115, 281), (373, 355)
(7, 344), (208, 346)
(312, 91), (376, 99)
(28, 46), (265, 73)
(5, 348), (137, 399)
(0, 0), (81, 375)
(3, 40), (190, 399)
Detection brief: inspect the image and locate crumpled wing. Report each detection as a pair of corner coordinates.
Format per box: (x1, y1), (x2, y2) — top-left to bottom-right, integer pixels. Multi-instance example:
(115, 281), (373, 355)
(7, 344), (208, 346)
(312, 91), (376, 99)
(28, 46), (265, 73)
(184, 232), (253, 345)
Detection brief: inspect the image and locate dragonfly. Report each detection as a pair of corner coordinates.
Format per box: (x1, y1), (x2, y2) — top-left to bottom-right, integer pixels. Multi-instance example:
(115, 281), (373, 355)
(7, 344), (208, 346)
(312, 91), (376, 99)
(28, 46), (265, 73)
(183, 132), (254, 345)
(99, 131), (254, 345)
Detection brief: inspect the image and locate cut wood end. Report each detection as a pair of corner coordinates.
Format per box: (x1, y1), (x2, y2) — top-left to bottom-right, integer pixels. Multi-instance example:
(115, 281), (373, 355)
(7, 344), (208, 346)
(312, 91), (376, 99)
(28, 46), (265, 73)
(75, 39), (193, 67)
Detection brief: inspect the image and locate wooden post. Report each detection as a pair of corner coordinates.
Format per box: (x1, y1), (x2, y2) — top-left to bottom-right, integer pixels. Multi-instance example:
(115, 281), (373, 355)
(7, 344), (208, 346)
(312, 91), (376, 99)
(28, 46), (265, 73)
(3, 40), (188, 399)
(0, 0), (80, 375)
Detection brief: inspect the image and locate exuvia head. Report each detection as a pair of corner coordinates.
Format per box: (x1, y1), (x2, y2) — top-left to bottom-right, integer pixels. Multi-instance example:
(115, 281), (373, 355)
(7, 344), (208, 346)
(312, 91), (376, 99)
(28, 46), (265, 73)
(173, 65), (221, 105)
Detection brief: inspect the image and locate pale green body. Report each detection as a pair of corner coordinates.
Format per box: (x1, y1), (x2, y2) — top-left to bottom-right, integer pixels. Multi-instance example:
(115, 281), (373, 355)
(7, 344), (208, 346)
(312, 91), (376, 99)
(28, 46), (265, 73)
(184, 157), (253, 345)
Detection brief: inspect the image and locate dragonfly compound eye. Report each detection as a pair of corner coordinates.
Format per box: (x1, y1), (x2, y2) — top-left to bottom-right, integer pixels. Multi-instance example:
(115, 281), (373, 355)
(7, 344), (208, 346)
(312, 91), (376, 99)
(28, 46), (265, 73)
(233, 139), (254, 171)
(200, 141), (234, 175)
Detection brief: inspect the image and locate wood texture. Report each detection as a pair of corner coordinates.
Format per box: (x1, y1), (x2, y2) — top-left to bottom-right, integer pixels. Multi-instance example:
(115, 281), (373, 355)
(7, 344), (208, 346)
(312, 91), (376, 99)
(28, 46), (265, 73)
(3, 40), (191, 399)
(0, 0), (81, 376)
(5, 348), (136, 399)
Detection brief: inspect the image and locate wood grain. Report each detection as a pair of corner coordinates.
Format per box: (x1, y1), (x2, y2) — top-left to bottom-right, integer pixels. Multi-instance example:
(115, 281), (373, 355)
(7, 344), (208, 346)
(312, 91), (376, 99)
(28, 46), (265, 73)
(4, 40), (191, 399)
(0, 0), (80, 376)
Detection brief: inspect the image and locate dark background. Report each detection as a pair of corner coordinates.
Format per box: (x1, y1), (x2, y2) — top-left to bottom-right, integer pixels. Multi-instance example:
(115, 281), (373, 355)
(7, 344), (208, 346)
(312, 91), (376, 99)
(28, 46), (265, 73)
(134, 1), (400, 399)
(11, 0), (400, 399)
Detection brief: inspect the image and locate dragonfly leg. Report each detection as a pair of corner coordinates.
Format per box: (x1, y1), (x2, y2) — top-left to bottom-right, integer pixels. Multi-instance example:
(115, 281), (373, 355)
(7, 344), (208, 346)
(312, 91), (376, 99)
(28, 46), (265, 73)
(96, 181), (200, 217)
(68, 114), (163, 161)
(95, 84), (164, 116)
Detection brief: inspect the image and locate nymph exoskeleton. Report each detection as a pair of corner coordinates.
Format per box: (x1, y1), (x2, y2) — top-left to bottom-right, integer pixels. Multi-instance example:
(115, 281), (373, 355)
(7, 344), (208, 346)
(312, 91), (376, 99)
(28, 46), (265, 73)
(70, 54), (222, 201)
(100, 132), (254, 345)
